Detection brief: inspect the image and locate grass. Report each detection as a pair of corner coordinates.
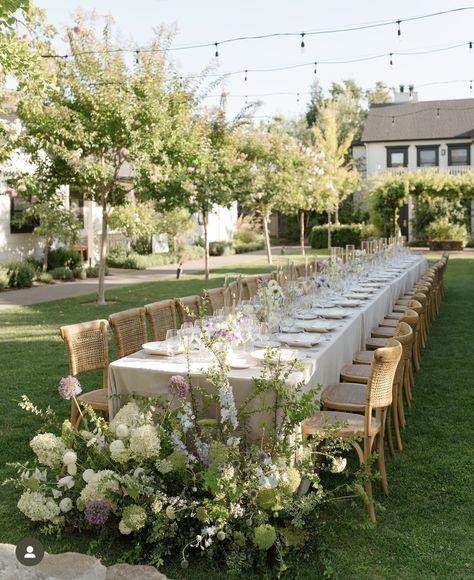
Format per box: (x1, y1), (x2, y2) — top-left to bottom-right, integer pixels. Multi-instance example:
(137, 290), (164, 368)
(0, 254), (473, 578)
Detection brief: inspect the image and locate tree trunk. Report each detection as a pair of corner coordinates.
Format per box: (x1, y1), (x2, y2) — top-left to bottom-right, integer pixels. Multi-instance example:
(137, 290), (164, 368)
(262, 213), (272, 265)
(42, 240), (51, 272)
(299, 209), (305, 256)
(334, 204), (339, 225)
(327, 212), (332, 249)
(203, 210), (209, 281)
(97, 192), (108, 305)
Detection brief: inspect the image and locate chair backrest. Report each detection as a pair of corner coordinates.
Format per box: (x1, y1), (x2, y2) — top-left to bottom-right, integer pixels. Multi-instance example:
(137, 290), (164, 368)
(175, 295), (201, 324)
(366, 339), (402, 409)
(392, 322), (413, 385)
(243, 276), (259, 299)
(145, 299), (177, 342)
(296, 263), (307, 278)
(225, 280), (240, 306)
(59, 319), (109, 389)
(205, 288), (225, 315)
(109, 307), (147, 358)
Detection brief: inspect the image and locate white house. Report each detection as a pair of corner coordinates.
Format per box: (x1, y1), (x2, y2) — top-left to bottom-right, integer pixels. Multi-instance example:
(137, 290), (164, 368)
(353, 89), (474, 239)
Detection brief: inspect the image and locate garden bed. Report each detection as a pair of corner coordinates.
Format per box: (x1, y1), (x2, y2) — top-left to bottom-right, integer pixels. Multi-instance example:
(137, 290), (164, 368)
(428, 240), (464, 251)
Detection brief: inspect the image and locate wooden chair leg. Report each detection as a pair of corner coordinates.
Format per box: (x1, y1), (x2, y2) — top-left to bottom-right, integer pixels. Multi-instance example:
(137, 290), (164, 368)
(377, 432), (388, 496)
(386, 409), (395, 457)
(392, 389), (403, 451)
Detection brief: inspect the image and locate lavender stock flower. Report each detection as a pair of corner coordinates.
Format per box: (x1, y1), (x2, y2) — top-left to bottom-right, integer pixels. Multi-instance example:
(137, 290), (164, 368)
(85, 500), (110, 525)
(58, 376), (82, 400)
(168, 375), (190, 399)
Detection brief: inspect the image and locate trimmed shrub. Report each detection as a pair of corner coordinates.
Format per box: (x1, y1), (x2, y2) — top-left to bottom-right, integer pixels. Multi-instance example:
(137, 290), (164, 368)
(425, 219), (468, 244)
(310, 223), (378, 249)
(0, 265), (9, 290)
(177, 245), (205, 262)
(209, 241), (234, 256)
(25, 256), (43, 273)
(50, 266), (74, 281)
(408, 240), (428, 248)
(85, 265), (110, 278)
(107, 245), (128, 267)
(48, 247), (82, 271)
(37, 272), (53, 284)
(6, 261), (36, 288)
(233, 240), (265, 254)
(72, 266), (87, 280)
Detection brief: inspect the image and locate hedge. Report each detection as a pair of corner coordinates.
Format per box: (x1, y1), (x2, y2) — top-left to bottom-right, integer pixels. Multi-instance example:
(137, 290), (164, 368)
(310, 223), (378, 249)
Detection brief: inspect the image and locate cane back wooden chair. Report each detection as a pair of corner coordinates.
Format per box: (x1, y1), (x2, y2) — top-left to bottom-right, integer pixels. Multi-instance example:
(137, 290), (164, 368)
(175, 295), (201, 324)
(109, 307), (147, 358)
(59, 319), (110, 429)
(302, 340), (402, 523)
(205, 288), (226, 315)
(145, 299), (177, 342)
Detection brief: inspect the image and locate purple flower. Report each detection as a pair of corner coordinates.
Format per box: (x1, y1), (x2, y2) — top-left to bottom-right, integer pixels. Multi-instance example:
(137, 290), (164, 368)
(168, 375), (189, 399)
(58, 376), (82, 400)
(85, 500), (110, 525)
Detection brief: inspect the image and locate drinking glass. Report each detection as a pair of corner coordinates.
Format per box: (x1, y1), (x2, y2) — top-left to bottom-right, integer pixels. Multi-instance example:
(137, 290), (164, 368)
(180, 322), (194, 351)
(165, 329), (180, 356)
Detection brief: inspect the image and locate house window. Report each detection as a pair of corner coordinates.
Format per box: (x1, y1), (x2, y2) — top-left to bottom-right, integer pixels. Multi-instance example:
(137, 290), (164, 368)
(69, 189), (84, 227)
(416, 145), (439, 167)
(10, 197), (36, 234)
(386, 146), (408, 168)
(448, 144), (470, 166)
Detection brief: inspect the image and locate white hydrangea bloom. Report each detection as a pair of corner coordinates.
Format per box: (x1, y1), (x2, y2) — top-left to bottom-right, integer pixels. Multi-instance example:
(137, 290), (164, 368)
(17, 491), (61, 522)
(129, 425), (161, 460)
(79, 470), (120, 508)
(119, 520), (132, 535)
(30, 433), (66, 468)
(82, 469), (95, 483)
(109, 402), (142, 434)
(115, 424), (129, 439)
(59, 497), (73, 513)
(63, 451), (77, 465)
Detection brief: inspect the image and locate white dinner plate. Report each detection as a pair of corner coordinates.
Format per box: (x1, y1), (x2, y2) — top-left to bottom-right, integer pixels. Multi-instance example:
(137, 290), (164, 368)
(251, 348), (300, 363)
(331, 299), (362, 308)
(310, 308), (349, 319)
(344, 293), (371, 301)
(296, 320), (338, 333)
(295, 310), (320, 320)
(274, 333), (323, 347)
(142, 341), (184, 356)
(227, 356), (253, 369)
(253, 339), (281, 349)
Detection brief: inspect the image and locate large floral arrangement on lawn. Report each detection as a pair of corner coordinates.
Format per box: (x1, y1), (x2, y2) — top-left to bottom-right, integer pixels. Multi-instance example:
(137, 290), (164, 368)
(7, 326), (359, 575)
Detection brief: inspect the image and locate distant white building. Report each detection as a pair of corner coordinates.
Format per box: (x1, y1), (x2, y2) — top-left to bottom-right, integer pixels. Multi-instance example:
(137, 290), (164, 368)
(353, 88), (474, 239)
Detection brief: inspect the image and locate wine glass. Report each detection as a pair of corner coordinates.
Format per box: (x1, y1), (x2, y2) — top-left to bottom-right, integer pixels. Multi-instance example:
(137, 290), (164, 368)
(165, 329), (180, 356)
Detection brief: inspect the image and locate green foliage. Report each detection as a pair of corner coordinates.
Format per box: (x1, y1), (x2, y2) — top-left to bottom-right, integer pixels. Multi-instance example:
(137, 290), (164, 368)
(47, 248), (82, 271)
(208, 241), (234, 256)
(6, 260), (35, 288)
(109, 202), (159, 242)
(368, 174), (409, 237)
(412, 197), (468, 240)
(37, 272), (53, 284)
(49, 266), (74, 281)
(233, 240), (265, 254)
(425, 219), (468, 243)
(72, 267), (87, 280)
(155, 209), (195, 252)
(0, 265), (9, 289)
(232, 215), (263, 245)
(85, 265), (109, 278)
(310, 223), (377, 249)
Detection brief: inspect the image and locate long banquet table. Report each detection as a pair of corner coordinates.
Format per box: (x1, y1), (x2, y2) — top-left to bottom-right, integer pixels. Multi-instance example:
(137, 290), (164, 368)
(108, 255), (427, 437)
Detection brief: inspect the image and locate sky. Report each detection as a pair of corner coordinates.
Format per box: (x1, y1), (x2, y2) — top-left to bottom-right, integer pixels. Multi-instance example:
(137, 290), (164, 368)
(32, 0), (474, 120)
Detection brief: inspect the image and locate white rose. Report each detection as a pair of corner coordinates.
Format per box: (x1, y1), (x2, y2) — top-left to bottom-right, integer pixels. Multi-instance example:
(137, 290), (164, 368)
(330, 457), (347, 473)
(59, 497), (73, 513)
(63, 451), (77, 465)
(67, 463), (77, 476)
(119, 520), (132, 535)
(115, 424), (129, 439)
(82, 469), (95, 483)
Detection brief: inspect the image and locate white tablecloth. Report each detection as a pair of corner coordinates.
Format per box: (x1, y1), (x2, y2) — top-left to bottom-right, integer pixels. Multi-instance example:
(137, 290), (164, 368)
(108, 256), (427, 437)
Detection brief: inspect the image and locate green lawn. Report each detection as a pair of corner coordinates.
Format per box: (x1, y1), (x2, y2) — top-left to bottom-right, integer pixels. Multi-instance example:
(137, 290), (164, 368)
(0, 254), (473, 579)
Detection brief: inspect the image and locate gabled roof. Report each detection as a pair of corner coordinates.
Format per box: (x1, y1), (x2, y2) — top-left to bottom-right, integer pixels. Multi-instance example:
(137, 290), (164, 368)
(361, 98), (474, 143)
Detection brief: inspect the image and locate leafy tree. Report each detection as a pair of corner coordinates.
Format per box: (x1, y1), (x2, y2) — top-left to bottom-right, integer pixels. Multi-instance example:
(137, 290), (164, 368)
(155, 208), (195, 252)
(305, 79), (325, 129)
(366, 81), (392, 106)
(109, 201), (160, 251)
(276, 141), (326, 255)
(238, 128), (298, 264)
(7, 13), (191, 304)
(311, 104), (359, 244)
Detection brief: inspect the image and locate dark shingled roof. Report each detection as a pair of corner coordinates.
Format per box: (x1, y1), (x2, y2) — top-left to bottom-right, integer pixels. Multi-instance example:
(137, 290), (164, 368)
(361, 98), (474, 143)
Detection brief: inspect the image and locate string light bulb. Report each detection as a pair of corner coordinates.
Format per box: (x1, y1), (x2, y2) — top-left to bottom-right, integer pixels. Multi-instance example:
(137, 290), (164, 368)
(135, 50), (139, 64)
(391, 116), (395, 126)
(389, 53), (393, 66)
(469, 41), (473, 52)
(300, 33), (305, 53)
(214, 42), (219, 59)
(297, 92), (300, 103)
(470, 80), (473, 93)
(313, 61), (317, 74)
(436, 108), (440, 119)
(397, 20), (401, 36)
(244, 69), (248, 82)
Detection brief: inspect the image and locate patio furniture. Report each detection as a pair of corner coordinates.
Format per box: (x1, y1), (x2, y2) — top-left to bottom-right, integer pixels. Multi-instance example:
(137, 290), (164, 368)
(175, 295), (201, 324)
(109, 307), (147, 358)
(145, 299), (177, 342)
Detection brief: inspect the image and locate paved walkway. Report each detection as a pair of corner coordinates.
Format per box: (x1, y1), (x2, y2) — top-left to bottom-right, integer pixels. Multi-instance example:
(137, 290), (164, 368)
(0, 248), (277, 310)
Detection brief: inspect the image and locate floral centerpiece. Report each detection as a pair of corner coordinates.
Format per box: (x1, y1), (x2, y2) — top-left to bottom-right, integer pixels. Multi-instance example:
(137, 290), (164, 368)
(7, 322), (362, 575)
(255, 279), (284, 331)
